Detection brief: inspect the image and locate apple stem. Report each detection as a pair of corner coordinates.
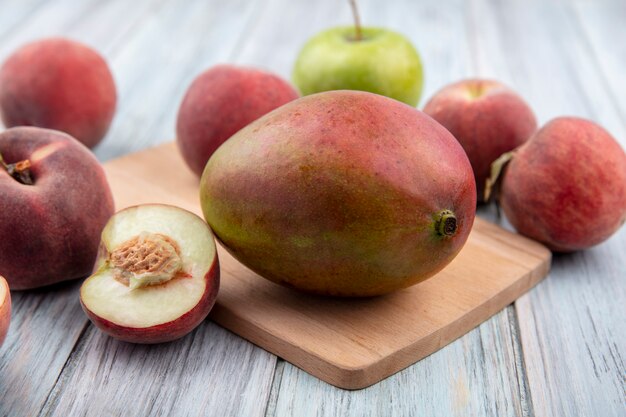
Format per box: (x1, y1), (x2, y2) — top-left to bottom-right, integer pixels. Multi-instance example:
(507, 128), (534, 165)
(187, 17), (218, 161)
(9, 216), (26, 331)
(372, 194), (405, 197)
(0, 152), (34, 185)
(435, 210), (457, 237)
(348, 0), (363, 41)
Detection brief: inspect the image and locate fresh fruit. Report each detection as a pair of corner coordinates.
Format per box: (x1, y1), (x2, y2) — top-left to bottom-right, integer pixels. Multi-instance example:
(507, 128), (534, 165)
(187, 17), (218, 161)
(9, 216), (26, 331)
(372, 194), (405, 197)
(423, 79), (537, 202)
(80, 204), (220, 344)
(176, 64), (299, 177)
(494, 117), (626, 252)
(200, 90), (476, 297)
(292, 2), (423, 106)
(0, 127), (114, 290)
(0, 37), (117, 148)
(0, 276), (10, 347)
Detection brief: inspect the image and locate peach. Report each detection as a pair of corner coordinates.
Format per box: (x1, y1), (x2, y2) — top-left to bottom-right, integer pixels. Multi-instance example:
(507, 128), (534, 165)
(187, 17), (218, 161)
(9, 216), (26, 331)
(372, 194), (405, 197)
(498, 117), (626, 252)
(200, 90), (476, 297)
(423, 79), (537, 202)
(0, 276), (10, 347)
(80, 204), (220, 344)
(0, 38), (117, 148)
(176, 64), (299, 176)
(0, 127), (115, 289)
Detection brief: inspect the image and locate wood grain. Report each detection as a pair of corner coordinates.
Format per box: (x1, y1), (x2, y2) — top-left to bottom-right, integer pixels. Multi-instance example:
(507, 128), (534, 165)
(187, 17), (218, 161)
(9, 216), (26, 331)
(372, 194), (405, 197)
(572, 0), (626, 125)
(42, 323), (277, 417)
(94, 0), (263, 162)
(270, 308), (531, 417)
(0, 282), (87, 417)
(102, 141), (551, 389)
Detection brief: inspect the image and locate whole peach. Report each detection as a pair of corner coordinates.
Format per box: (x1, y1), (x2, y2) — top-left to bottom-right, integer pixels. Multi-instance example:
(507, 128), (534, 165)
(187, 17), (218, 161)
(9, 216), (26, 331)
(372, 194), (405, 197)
(424, 79), (537, 202)
(0, 127), (115, 289)
(500, 117), (626, 252)
(176, 65), (299, 176)
(0, 38), (117, 148)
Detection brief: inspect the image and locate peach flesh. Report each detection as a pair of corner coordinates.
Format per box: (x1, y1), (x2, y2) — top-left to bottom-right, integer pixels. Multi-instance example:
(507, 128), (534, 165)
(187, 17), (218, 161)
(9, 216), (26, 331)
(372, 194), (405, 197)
(80, 204), (220, 344)
(0, 276), (10, 347)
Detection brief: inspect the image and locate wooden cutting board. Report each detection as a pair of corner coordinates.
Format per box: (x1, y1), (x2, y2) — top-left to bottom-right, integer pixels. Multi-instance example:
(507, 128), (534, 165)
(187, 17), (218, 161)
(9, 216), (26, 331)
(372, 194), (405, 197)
(103, 142), (551, 390)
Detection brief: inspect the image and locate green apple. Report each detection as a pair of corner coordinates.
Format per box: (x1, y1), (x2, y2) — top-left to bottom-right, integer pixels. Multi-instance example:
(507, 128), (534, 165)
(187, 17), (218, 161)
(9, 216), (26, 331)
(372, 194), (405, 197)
(292, 26), (423, 106)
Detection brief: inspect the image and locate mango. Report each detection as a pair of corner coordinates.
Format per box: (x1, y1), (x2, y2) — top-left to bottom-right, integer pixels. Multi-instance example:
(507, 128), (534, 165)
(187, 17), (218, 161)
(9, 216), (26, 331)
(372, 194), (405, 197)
(200, 91), (476, 296)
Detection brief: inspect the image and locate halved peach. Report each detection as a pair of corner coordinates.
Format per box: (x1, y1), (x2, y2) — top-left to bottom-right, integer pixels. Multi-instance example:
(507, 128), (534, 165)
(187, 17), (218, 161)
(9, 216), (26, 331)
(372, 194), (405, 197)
(0, 276), (11, 347)
(80, 204), (219, 344)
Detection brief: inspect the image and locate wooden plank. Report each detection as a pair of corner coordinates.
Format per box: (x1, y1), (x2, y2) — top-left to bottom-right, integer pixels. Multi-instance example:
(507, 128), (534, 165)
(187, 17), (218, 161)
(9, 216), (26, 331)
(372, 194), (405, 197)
(61, 0), (169, 56)
(0, 0), (101, 60)
(0, 283), (86, 417)
(470, 0), (624, 133)
(93, 0), (263, 162)
(0, 0), (49, 43)
(43, 323), (276, 417)
(572, 1), (626, 126)
(470, 1), (626, 416)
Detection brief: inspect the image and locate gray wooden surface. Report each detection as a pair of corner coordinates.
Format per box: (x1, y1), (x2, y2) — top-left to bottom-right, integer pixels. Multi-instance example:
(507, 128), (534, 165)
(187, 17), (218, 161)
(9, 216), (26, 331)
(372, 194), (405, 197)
(0, 0), (624, 416)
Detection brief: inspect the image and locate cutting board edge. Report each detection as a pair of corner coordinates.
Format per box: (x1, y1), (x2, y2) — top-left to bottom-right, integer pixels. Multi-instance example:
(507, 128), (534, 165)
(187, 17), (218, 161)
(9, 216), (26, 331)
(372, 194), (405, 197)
(210, 252), (551, 390)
